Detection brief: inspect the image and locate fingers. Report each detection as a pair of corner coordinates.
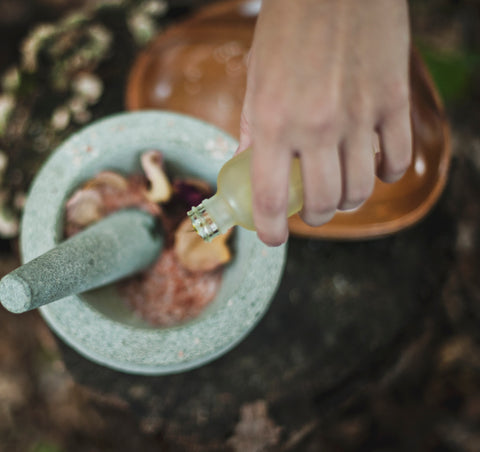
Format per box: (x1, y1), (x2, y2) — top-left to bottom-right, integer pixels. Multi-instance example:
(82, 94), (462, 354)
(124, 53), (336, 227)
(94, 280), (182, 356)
(338, 132), (375, 211)
(248, 116), (411, 247)
(251, 138), (292, 246)
(299, 148), (341, 226)
(376, 107), (413, 183)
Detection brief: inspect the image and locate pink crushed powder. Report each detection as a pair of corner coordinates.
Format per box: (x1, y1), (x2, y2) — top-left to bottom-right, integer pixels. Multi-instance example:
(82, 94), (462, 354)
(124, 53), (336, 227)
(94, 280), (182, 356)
(120, 249), (222, 327)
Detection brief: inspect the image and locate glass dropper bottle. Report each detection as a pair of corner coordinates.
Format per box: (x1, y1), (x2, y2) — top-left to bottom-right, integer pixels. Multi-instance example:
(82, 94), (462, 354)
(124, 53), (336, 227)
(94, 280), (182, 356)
(188, 147), (303, 241)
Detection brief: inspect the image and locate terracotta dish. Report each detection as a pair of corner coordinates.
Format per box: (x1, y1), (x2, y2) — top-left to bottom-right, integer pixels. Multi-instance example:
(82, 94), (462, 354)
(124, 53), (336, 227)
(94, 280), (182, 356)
(126, 0), (451, 240)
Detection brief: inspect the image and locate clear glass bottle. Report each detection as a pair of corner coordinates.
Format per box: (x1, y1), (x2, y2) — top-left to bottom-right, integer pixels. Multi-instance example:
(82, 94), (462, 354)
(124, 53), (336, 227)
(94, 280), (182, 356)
(188, 147), (303, 241)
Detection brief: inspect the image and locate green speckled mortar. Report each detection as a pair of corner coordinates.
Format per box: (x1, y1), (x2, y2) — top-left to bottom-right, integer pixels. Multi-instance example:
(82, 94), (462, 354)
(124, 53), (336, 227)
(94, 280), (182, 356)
(21, 111), (286, 375)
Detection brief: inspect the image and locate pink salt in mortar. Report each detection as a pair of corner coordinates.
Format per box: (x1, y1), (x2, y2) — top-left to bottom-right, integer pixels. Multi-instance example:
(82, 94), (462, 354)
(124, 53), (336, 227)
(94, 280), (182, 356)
(120, 249), (222, 327)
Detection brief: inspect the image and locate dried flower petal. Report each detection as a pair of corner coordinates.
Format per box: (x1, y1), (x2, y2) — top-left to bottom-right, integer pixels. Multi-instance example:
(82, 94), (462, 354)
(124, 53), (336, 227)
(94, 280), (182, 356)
(174, 217), (232, 272)
(141, 150), (172, 203)
(84, 170), (129, 191)
(65, 188), (103, 227)
(173, 178), (212, 207)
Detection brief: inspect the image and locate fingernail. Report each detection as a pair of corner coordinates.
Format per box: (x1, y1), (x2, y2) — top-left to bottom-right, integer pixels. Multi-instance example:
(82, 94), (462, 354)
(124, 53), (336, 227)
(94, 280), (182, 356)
(256, 223), (289, 247)
(300, 210), (335, 227)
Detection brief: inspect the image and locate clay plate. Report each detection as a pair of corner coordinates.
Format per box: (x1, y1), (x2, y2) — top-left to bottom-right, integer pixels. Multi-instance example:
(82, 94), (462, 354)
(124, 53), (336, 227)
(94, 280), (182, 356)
(126, 0), (451, 240)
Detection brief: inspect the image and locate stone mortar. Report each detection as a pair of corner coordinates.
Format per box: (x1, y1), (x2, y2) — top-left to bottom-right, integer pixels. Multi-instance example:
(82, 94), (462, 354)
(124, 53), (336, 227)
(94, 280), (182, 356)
(20, 111), (286, 375)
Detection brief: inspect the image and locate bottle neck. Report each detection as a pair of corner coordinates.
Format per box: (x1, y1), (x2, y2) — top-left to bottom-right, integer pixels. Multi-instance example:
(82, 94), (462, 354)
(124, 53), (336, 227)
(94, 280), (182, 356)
(188, 193), (235, 242)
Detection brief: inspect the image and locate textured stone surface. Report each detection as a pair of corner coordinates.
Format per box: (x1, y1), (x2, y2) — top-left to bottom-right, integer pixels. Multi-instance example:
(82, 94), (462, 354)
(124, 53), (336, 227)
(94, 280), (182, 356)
(0, 208), (163, 313)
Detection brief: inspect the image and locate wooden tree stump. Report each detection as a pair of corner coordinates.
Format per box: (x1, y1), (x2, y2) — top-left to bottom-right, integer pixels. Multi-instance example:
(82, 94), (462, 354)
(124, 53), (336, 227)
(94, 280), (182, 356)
(1, 1), (479, 450)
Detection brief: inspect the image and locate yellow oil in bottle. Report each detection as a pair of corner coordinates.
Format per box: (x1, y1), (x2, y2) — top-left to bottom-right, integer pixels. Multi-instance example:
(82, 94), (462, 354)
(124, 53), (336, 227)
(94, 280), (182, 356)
(188, 147), (303, 241)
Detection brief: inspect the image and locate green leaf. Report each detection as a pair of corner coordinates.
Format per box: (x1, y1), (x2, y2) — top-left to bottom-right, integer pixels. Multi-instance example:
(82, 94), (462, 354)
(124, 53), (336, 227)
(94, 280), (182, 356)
(416, 41), (480, 103)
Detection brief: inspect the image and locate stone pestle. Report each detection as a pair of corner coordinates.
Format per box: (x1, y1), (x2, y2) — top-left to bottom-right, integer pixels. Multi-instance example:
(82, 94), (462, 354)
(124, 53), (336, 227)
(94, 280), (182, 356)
(0, 209), (163, 314)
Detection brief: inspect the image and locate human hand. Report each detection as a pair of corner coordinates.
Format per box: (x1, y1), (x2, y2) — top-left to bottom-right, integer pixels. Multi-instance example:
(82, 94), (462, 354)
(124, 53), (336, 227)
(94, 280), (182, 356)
(237, 0), (413, 246)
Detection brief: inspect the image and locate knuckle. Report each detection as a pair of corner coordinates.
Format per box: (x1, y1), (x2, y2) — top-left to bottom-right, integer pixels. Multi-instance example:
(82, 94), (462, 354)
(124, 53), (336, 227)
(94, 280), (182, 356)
(295, 91), (341, 137)
(346, 93), (373, 124)
(255, 191), (287, 217)
(382, 80), (410, 116)
(253, 96), (288, 132)
(312, 115), (339, 139)
(255, 110), (285, 137)
(253, 91), (343, 141)
(307, 102), (340, 135)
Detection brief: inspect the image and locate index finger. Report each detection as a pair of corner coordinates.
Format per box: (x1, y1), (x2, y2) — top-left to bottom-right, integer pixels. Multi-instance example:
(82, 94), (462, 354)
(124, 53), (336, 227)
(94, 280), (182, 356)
(251, 136), (292, 246)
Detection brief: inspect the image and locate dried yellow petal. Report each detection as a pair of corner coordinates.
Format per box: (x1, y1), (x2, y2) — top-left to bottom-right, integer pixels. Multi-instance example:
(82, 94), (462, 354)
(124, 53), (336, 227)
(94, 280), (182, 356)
(141, 150), (172, 203)
(174, 218), (232, 273)
(65, 188), (103, 227)
(84, 170), (129, 191)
